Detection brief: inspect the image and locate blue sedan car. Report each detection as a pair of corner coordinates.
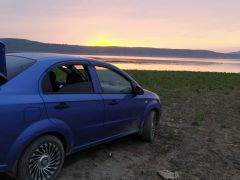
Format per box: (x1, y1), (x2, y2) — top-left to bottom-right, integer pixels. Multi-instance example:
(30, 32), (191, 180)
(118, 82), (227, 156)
(0, 42), (161, 179)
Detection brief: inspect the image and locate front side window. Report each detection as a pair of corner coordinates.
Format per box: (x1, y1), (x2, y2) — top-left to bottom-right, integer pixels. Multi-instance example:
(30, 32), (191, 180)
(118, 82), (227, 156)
(42, 64), (94, 94)
(95, 66), (132, 94)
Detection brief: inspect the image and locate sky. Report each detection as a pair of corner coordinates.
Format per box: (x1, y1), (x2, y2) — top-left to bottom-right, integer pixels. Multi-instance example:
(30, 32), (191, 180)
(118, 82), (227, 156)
(0, 0), (240, 52)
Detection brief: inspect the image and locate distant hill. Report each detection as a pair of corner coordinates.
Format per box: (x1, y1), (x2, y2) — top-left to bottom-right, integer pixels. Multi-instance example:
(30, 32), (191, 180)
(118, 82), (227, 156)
(231, 51), (240, 55)
(1, 38), (240, 59)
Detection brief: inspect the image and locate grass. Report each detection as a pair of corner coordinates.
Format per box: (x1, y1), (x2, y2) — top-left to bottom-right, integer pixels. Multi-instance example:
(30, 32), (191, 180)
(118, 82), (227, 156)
(191, 112), (205, 126)
(127, 71), (240, 105)
(127, 70), (240, 179)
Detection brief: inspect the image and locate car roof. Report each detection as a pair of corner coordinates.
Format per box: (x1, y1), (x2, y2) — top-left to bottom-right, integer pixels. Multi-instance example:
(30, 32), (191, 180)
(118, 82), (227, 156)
(5, 52), (131, 79)
(4, 52), (135, 89)
(6, 52), (104, 64)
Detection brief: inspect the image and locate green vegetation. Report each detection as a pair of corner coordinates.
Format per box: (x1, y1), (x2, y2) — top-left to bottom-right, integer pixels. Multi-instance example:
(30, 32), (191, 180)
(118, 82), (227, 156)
(159, 147), (169, 155)
(191, 112), (205, 126)
(127, 71), (240, 178)
(127, 71), (240, 104)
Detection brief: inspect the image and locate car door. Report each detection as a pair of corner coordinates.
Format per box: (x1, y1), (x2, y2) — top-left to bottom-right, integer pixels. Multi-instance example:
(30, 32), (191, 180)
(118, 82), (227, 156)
(41, 62), (104, 147)
(94, 65), (146, 137)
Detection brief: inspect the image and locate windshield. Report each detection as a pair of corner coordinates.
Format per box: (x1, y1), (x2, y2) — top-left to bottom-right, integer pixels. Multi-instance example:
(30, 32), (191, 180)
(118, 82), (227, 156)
(5, 56), (36, 80)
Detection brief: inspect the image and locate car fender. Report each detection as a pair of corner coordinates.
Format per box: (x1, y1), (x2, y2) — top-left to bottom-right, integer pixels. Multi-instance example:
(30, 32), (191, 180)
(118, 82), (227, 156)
(139, 99), (161, 134)
(6, 118), (73, 174)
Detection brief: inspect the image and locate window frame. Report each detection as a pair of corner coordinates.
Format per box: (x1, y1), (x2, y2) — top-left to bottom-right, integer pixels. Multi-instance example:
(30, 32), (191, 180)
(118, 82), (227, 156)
(94, 65), (134, 94)
(41, 61), (97, 95)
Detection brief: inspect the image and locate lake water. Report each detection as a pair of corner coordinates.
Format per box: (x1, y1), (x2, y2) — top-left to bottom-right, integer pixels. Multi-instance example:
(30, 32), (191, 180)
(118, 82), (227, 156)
(81, 55), (240, 73)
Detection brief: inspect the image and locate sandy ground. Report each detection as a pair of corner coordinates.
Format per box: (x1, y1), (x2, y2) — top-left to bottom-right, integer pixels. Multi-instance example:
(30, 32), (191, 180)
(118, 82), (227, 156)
(1, 90), (240, 180)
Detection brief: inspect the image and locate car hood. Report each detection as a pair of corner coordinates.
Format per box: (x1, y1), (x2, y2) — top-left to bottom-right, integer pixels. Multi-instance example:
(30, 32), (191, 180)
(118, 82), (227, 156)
(143, 89), (160, 100)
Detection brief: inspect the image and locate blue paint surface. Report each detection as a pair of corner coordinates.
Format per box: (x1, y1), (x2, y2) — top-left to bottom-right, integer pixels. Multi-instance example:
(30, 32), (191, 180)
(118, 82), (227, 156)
(0, 53), (161, 175)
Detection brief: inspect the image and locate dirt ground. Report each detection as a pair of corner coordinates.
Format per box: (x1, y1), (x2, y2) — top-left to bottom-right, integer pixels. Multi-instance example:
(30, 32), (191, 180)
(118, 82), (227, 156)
(1, 88), (240, 180)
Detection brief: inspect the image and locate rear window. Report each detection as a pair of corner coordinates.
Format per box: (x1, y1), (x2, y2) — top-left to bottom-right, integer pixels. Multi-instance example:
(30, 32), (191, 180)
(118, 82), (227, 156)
(6, 56), (36, 79)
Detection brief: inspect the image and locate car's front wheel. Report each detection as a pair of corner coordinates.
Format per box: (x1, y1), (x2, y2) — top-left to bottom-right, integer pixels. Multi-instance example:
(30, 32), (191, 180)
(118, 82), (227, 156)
(18, 135), (65, 180)
(141, 111), (157, 142)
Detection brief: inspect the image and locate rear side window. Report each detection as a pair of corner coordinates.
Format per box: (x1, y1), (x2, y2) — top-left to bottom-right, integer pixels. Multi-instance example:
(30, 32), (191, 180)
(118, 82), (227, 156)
(6, 56), (36, 79)
(42, 64), (94, 94)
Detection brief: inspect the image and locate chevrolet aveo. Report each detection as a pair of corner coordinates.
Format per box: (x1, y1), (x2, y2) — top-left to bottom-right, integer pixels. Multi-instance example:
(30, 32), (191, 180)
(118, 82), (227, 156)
(0, 42), (161, 180)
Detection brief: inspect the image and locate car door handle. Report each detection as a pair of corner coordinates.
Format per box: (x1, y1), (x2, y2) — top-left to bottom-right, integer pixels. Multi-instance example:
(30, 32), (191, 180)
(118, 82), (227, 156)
(108, 100), (118, 106)
(54, 102), (70, 110)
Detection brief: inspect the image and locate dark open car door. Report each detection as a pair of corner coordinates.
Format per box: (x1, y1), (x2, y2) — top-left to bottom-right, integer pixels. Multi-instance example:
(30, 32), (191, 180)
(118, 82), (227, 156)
(0, 42), (7, 84)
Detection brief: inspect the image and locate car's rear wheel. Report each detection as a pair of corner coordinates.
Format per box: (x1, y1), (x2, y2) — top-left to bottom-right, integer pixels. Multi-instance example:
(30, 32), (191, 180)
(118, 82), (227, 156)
(17, 135), (65, 180)
(141, 111), (157, 142)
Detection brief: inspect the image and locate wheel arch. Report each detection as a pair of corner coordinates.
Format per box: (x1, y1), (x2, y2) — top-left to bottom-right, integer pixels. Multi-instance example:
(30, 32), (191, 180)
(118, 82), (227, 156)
(5, 119), (73, 176)
(45, 131), (68, 152)
(152, 107), (161, 125)
(139, 100), (162, 134)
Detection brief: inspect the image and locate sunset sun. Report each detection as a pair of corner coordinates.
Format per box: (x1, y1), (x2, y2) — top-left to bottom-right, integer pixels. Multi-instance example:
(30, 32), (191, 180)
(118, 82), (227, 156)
(0, 0), (240, 179)
(90, 38), (115, 47)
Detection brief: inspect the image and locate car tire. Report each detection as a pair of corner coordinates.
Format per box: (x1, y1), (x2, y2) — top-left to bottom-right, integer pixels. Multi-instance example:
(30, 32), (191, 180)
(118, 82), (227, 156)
(17, 135), (65, 180)
(141, 111), (157, 142)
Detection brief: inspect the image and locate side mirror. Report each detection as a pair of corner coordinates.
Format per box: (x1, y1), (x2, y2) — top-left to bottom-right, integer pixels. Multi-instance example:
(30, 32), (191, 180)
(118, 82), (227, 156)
(132, 81), (144, 95)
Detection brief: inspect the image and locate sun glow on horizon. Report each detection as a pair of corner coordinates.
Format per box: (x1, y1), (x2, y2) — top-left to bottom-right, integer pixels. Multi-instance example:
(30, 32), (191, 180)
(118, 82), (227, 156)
(1, 1), (240, 52)
(89, 37), (116, 47)
(88, 36), (130, 47)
